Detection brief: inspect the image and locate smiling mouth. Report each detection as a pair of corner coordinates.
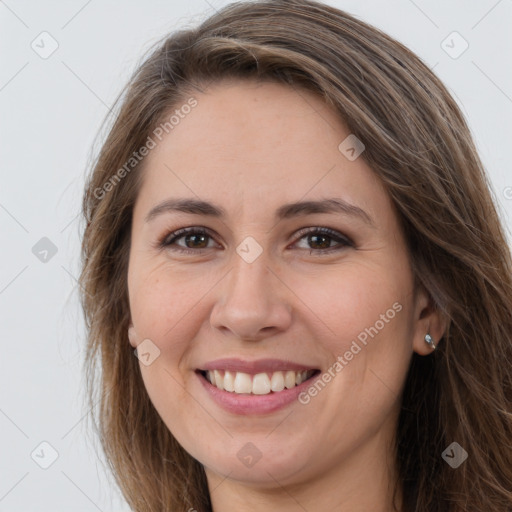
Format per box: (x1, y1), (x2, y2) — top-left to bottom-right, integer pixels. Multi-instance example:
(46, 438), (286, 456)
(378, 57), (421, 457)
(197, 369), (321, 395)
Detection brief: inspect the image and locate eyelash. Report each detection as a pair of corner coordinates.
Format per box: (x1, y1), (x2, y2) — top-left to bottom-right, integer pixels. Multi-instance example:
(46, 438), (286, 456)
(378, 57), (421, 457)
(158, 226), (354, 256)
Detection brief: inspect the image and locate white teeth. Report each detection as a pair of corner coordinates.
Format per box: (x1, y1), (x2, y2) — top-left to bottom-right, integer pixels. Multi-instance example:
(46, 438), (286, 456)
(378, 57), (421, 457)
(213, 370), (223, 390)
(234, 372), (253, 393)
(204, 369), (315, 394)
(270, 371), (285, 392)
(223, 371), (235, 392)
(252, 373), (271, 395)
(284, 370), (296, 389)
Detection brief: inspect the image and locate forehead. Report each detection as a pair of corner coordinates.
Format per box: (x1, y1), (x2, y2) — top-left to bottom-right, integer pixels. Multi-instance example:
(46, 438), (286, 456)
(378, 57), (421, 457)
(135, 79), (389, 222)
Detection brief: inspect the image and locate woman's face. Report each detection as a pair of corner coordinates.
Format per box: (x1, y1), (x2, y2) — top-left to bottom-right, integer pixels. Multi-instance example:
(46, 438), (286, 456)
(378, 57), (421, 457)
(127, 80), (438, 488)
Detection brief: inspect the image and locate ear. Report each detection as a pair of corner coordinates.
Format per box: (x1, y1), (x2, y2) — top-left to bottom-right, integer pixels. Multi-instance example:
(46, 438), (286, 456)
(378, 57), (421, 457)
(128, 323), (138, 348)
(412, 284), (448, 355)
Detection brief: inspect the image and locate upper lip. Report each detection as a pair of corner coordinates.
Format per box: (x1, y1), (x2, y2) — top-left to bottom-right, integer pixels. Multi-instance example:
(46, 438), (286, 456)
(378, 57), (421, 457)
(199, 358), (319, 375)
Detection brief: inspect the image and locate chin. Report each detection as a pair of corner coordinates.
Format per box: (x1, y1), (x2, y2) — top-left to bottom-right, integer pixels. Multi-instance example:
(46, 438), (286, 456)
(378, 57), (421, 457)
(196, 437), (316, 487)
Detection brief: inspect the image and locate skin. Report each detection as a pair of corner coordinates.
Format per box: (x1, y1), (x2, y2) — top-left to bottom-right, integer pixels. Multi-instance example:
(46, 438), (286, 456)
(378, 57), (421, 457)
(127, 79), (446, 512)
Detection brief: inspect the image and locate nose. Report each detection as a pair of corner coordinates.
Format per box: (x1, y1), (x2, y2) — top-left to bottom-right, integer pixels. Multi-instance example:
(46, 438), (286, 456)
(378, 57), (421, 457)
(209, 251), (293, 342)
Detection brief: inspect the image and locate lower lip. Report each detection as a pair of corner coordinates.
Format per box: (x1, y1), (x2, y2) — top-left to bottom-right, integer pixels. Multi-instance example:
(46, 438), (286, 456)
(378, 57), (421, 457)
(196, 371), (320, 415)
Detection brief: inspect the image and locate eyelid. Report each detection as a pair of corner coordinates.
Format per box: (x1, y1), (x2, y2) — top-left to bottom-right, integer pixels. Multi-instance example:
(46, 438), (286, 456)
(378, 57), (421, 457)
(292, 226), (354, 247)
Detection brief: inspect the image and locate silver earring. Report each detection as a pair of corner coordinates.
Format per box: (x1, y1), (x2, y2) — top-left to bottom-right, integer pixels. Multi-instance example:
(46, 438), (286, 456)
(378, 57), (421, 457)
(424, 333), (436, 350)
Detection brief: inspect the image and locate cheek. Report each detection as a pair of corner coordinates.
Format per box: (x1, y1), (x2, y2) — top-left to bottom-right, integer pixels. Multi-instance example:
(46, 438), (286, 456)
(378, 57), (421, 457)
(128, 260), (211, 347)
(290, 261), (412, 352)
(289, 261), (414, 427)
(127, 263), (201, 415)
(128, 264), (204, 430)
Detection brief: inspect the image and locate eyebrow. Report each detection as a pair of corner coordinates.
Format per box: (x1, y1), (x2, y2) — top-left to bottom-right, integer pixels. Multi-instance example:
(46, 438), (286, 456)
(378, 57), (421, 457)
(145, 197), (374, 227)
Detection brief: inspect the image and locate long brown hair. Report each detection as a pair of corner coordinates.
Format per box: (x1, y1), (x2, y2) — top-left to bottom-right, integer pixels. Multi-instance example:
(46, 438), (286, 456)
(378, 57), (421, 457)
(79, 1), (512, 510)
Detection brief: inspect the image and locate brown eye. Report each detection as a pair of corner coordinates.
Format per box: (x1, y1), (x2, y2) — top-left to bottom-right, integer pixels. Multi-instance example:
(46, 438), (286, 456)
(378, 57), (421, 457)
(308, 233), (333, 250)
(159, 226), (353, 256)
(161, 227), (218, 254)
(181, 233), (209, 249)
(294, 227), (353, 254)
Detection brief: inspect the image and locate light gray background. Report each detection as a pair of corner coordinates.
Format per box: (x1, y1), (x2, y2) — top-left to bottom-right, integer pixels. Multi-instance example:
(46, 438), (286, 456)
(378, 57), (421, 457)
(1, 0), (511, 510)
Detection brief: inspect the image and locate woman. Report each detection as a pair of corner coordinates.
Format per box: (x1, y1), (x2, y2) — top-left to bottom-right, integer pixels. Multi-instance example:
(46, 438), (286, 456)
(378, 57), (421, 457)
(79, 1), (512, 510)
